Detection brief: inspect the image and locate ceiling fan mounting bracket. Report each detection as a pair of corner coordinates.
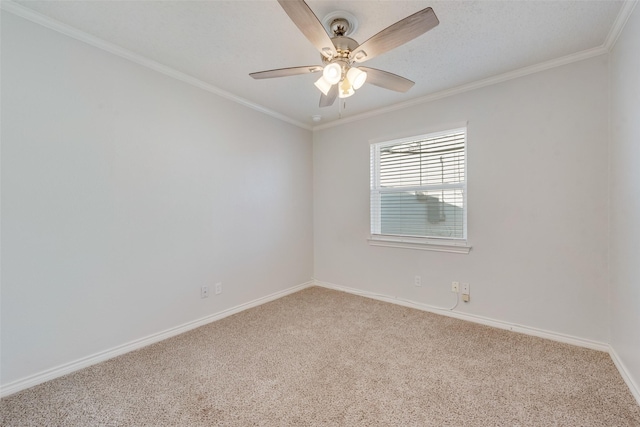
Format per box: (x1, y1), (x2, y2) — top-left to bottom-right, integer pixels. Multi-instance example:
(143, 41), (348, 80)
(322, 11), (359, 38)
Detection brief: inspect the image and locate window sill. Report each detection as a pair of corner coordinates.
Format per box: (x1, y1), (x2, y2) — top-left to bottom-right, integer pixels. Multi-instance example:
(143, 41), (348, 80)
(368, 236), (472, 254)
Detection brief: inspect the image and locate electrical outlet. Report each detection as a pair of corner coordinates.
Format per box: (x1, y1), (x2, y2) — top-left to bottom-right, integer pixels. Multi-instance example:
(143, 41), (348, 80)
(451, 281), (459, 293)
(414, 276), (422, 287)
(461, 282), (470, 303)
(201, 286), (209, 299)
(215, 282), (222, 295)
(461, 282), (470, 294)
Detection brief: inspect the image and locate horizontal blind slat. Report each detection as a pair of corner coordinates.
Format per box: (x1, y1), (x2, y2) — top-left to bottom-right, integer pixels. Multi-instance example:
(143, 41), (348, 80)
(372, 128), (466, 240)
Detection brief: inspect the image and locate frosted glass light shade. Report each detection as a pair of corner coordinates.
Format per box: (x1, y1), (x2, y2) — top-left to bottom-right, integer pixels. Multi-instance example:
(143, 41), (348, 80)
(314, 76), (332, 96)
(347, 67), (367, 90)
(338, 78), (355, 98)
(322, 63), (342, 85)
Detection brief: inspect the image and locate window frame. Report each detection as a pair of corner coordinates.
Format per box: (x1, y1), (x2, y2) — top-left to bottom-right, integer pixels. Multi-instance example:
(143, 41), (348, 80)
(369, 125), (471, 254)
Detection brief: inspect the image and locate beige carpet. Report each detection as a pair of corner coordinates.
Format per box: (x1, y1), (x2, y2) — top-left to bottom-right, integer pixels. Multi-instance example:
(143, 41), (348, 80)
(1, 286), (639, 426)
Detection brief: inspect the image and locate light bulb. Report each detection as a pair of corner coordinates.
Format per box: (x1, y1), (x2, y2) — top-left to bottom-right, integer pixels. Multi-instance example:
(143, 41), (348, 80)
(347, 67), (367, 90)
(338, 78), (355, 98)
(322, 62), (342, 85)
(314, 76), (332, 96)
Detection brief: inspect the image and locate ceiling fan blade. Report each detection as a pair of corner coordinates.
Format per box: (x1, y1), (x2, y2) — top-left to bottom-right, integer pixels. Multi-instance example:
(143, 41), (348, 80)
(349, 7), (439, 63)
(250, 66), (323, 79)
(319, 85), (338, 108)
(277, 0), (338, 59)
(359, 67), (415, 92)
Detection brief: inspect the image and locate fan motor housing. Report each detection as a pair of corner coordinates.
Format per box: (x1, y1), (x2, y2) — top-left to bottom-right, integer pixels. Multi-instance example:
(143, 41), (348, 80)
(322, 36), (359, 63)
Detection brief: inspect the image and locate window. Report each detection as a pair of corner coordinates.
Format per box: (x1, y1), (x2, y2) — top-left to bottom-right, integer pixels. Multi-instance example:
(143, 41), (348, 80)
(370, 127), (469, 253)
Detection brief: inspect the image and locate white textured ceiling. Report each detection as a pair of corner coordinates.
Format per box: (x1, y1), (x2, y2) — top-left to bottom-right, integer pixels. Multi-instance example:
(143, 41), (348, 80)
(10, 0), (625, 127)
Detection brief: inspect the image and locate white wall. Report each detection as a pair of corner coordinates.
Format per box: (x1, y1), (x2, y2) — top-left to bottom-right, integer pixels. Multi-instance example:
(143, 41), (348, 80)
(1, 13), (313, 386)
(3, 3), (632, 396)
(314, 56), (610, 343)
(610, 4), (640, 397)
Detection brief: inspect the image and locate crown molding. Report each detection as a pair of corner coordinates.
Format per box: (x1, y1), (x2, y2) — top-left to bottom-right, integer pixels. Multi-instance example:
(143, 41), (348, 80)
(3, 0), (636, 133)
(0, 0), (312, 131)
(604, 0), (638, 51)
(313, 45), (608, 131)
(313, 0), (638, 131)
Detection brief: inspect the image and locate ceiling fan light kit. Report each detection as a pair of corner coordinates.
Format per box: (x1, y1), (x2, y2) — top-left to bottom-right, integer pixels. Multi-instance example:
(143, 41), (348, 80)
(315, 61), (367, 98)
(347, 67), (367, 90)
(339, 78), (355, 99)
(322, 62), (342, 85)
(314, 76), (332, 96)
(250, 0), (439, 108)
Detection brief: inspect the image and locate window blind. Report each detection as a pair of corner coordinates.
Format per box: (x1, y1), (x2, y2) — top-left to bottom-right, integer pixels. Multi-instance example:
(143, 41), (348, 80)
(371, 128), (466, 240)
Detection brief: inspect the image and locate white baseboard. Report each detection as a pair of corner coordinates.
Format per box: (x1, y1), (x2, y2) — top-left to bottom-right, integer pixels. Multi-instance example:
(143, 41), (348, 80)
(6, 280), (637, 406)
(315, 280), (640, 405)
(0, 281), (314, 398)
(315, 280), (640, 404)
(314, 280), (610, 352)
(609, 345), (640, 405)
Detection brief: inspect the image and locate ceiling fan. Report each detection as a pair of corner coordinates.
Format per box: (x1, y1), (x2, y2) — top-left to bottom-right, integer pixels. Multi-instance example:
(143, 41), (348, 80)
(249, 0), (439, 108)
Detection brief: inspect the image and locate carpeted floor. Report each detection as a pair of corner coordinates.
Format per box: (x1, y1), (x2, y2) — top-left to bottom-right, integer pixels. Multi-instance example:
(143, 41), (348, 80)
(1, 286), (639, 426)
